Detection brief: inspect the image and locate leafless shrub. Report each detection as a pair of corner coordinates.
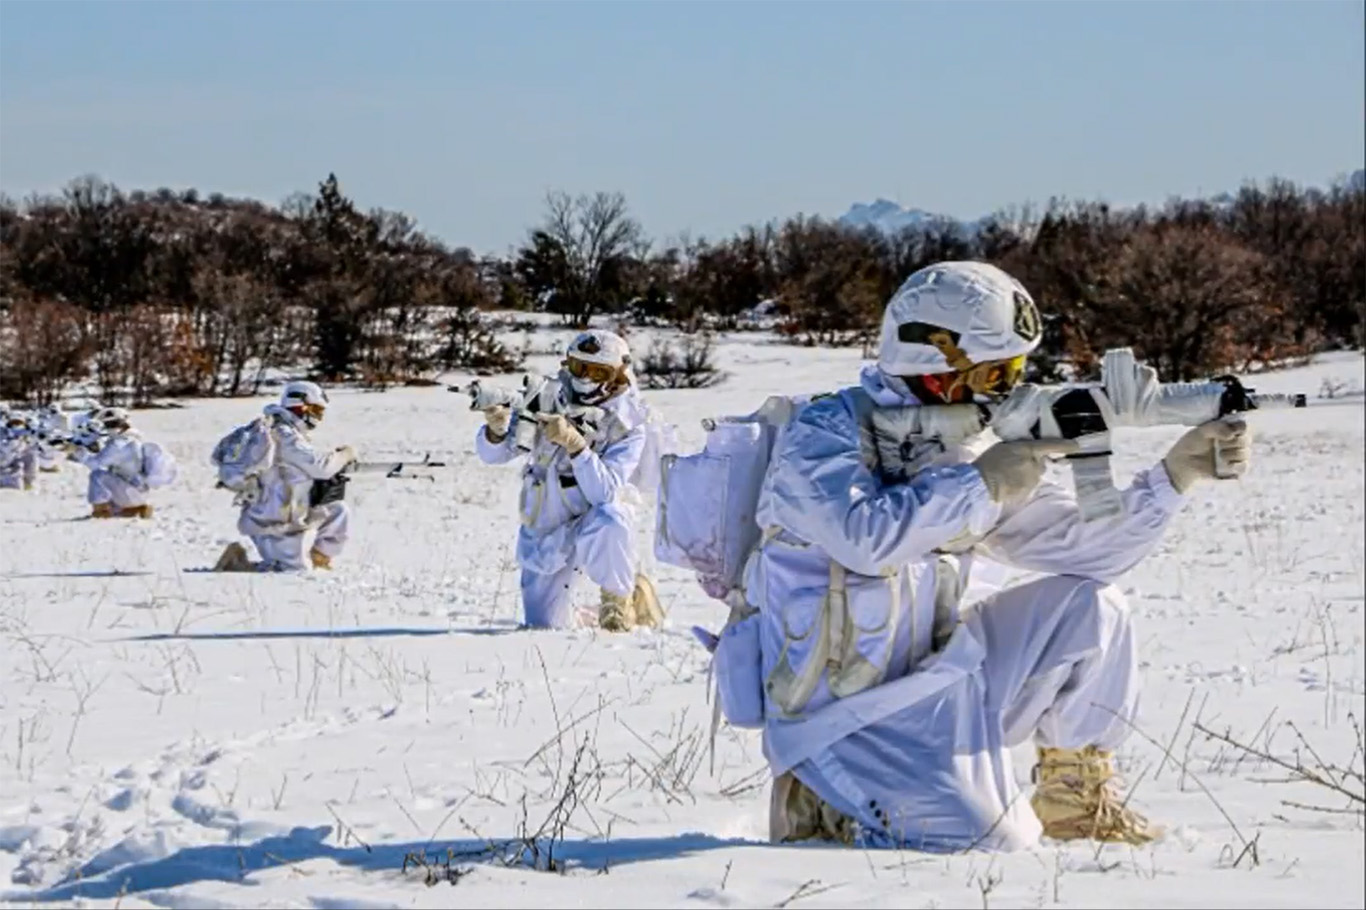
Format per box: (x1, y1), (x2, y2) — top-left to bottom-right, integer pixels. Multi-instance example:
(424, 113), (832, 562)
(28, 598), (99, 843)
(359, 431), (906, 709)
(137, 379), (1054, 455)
(1194, 715), (1364, 817)
(636, 333), (725, 390)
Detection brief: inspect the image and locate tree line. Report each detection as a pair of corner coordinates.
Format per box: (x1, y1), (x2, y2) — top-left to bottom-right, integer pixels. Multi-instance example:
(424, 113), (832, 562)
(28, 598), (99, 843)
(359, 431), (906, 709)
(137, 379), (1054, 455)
(1, 170), (1361, 404)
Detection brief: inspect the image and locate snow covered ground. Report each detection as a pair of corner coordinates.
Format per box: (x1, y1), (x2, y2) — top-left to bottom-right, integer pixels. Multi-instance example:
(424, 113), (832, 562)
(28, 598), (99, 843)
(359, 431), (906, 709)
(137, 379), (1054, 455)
(1, 337), (1362, 910)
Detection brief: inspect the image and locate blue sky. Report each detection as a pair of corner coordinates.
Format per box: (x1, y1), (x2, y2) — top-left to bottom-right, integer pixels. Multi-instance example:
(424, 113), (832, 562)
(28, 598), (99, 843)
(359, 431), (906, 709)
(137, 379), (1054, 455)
(1, 0), (1362, 255)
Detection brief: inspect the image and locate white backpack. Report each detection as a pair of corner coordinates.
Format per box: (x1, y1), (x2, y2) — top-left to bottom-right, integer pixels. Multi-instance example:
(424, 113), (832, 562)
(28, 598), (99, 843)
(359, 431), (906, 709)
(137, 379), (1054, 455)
(654, 394), (814, 599)
(140, 441), (178, 489)
(210, 417), (276, 500)
(655, 393), (825, 736)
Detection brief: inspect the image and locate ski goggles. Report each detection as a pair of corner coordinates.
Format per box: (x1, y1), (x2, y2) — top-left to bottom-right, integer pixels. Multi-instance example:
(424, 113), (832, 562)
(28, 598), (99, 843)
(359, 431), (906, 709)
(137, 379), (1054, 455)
(960, 354), (1027, 396)
(564, 356), (619, 384)
(918, 354), (1028, 403)
(285, 401), (326, 424)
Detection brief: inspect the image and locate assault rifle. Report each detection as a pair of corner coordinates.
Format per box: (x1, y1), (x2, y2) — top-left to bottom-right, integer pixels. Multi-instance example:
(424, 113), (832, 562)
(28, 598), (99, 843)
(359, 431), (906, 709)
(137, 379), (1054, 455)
(909, 347), (1306, 520)
(455, 374), (606, 453)
(310, 453), (451, 506)
(343, 452), (449, 479)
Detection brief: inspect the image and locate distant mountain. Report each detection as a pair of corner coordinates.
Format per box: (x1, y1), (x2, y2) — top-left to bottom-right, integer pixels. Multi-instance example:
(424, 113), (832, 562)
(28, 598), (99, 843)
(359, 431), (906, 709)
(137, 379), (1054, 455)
(841, 169), (1365, 237)
(837, 199), (953, 235)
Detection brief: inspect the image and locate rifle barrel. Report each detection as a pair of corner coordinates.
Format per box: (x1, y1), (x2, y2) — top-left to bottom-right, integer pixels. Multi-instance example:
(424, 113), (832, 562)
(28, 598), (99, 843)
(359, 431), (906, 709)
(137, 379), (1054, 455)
(1248, 392), (1307, 410)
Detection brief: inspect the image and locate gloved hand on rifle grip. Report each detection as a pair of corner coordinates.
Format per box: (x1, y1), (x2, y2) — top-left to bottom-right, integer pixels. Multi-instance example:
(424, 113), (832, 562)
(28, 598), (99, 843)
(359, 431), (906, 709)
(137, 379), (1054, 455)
(542, 414), (587, 457)
(484, 405), (511, 442)
(335, 444), (358, 471)
(972, 438), (1081, 506)
(1162, 417), (1251, 494)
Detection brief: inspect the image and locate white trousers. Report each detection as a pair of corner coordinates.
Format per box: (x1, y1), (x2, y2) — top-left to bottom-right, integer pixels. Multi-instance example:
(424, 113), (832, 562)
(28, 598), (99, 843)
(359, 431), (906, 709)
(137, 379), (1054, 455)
(788, 575), (1138, 852)
(247, 502), (350, 572)
(89, 471), (147, 509)
(519, 503), (637, 629)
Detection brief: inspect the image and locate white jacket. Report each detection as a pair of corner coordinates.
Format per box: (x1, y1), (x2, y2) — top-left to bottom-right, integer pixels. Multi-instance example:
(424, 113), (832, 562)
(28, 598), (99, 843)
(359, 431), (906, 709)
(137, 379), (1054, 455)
(476, 385), (649, 575)
(0, 432), (37, 487)
(747, 365), (1187, 776)
(86, 430), (148, 489)
(239, 405), (351, 537)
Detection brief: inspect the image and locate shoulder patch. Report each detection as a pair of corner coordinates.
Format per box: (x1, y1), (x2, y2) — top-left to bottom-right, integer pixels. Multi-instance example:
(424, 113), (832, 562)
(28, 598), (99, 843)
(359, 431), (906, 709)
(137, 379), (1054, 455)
(1012, 291), (1041, 343)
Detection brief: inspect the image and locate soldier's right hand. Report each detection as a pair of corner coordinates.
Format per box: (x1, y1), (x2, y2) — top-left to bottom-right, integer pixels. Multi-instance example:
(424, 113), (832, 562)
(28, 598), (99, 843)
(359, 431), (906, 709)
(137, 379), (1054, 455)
(972, 438), (1080, 505)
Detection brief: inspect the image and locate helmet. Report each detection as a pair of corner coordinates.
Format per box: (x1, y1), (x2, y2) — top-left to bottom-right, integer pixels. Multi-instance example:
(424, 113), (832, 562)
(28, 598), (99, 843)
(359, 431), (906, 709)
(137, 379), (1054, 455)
(4, 411), (31, 435)
(91, 406), (131, 430)
(876, 261), (1042, 403)
(560, 330), (632, 405)
(280, 380), (329, 428)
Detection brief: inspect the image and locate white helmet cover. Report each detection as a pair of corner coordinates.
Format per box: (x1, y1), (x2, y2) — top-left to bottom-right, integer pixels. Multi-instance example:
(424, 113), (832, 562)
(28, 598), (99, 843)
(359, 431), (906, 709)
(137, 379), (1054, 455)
(877, 261), (1043, 377)
(280, 380), (329, 428)
(92, 406), (131, 428)
(562, 330), (633, 404)
(280, 380), (329, 410)
(565, 330), (631, 368)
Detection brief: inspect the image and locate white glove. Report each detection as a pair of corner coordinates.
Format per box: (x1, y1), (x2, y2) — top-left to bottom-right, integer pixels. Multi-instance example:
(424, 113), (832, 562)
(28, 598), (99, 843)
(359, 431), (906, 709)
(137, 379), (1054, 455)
(542, 414), (588, 456)
(972, 438), (1080, 506)
(1162, 417), (1252, 494)
(484, 405), (511, 441)
(335, 445), (358, 469)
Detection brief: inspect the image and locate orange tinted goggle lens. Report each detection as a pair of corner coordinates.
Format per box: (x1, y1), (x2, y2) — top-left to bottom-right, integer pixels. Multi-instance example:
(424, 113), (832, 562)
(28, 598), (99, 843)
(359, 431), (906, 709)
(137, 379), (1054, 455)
(566, 358), (616, 383)
(995, 355), (1026, 388)
(966, 355), (1026, 394)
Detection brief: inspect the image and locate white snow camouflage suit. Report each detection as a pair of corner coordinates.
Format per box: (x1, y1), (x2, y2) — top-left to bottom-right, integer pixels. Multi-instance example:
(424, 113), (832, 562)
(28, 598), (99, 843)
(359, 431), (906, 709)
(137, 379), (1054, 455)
(78, 430), (153, 510)
(728, 365), (1188, 852)
(0, 430), (37, 490)
(475, 385), (651, 628)
(236, 404), (351, 571)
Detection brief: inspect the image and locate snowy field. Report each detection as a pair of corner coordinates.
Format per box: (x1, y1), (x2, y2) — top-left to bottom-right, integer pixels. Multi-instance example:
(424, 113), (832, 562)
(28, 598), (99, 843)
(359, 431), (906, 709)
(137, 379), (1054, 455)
(1, 336), (1363, 909)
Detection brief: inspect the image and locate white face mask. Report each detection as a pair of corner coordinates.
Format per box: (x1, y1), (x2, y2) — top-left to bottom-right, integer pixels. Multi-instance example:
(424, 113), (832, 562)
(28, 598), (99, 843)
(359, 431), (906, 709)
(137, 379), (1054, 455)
(560, 368), (611, 405)
(570, 376), (601, 397)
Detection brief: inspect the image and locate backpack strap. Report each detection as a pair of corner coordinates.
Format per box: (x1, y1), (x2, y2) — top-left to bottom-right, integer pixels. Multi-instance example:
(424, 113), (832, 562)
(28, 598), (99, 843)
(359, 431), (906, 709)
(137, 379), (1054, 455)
(760, 387), (917, 718)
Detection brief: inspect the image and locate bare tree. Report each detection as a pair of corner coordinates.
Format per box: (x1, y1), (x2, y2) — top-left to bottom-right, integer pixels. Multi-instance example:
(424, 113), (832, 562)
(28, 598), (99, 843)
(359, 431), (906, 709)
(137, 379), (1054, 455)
(0, 296), (90, 403)
(517, 190), (645, 327)
(1093, 220), (1272, 380)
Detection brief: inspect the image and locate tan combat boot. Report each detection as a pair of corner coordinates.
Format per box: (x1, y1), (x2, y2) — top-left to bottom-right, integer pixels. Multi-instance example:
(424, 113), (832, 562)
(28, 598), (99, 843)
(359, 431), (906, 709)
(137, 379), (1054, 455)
(309, 548), (333, 570)
(770, 772), (857, 845)
(1031, 746), (1159, 845)
(213, 542), (253, 573)
(599, 588), (633, 632)
(91, 502), (114, 519)
(117, 504), (153, 519)
(630, 573), (665, 630)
